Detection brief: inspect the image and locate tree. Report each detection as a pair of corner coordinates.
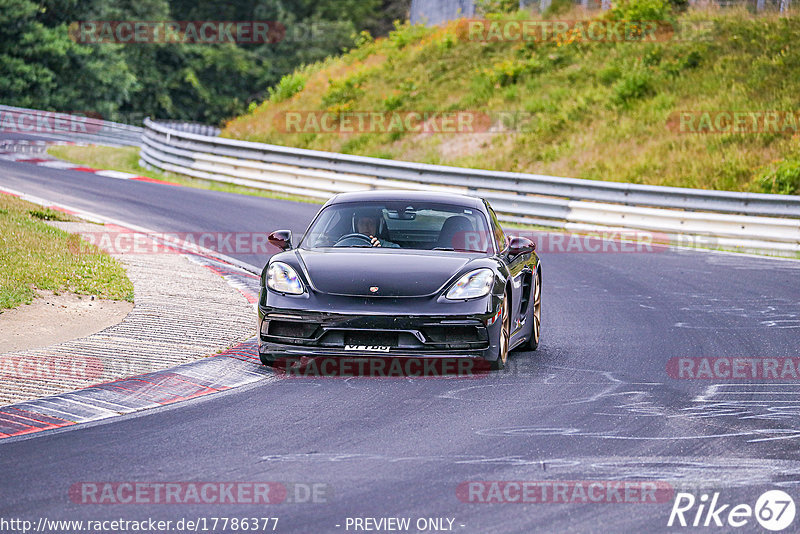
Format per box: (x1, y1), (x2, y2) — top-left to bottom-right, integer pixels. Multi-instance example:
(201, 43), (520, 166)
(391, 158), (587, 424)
(0, 0), (411, 125)
(0, 0), (134, 114)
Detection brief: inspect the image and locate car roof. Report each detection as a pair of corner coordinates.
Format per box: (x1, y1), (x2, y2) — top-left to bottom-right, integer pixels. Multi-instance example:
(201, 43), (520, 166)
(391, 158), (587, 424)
(327, 190), (485, 210)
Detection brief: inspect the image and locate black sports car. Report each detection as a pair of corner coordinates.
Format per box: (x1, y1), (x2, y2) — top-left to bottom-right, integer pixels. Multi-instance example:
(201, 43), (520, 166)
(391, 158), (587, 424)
(257, 190), (541, 371)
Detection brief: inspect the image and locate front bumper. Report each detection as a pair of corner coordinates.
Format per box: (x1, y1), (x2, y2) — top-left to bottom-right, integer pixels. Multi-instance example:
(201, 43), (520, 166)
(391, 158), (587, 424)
(257, 290), (502, 362)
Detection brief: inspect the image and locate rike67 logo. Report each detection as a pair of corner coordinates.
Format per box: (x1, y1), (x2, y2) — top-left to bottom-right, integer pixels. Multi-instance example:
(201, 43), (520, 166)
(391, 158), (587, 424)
(668, 490), (796, 531)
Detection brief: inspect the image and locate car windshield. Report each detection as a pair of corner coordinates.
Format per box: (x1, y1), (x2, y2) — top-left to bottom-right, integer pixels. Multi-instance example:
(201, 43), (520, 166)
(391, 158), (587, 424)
(301, 201), (492, 252)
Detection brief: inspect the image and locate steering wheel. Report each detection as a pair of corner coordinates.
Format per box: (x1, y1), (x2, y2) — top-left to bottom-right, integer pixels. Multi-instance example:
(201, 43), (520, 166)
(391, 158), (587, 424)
(333, 233), (375, 247)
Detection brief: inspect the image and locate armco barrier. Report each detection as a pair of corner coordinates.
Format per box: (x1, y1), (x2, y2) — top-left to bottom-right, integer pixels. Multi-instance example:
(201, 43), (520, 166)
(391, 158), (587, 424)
(151, 120), (221, 137)
(140, 118), (800, 255)
(3, 105), (793, 255)
(0, 104), (143, 146)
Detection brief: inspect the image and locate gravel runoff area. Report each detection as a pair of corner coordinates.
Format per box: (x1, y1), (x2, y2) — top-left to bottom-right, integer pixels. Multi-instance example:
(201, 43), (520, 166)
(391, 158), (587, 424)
(0, 222), (257, 406)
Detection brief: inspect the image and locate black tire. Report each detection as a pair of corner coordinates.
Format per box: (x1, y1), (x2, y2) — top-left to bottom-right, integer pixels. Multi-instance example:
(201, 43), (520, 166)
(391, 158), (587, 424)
(490, 291), (511, 370)
(526, 269), (542, 351)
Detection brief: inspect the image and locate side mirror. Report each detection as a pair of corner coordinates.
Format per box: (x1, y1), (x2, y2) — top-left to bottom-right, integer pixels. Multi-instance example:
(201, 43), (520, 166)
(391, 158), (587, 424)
(508, 236), (535, 256)
(268, 230), (293, 251)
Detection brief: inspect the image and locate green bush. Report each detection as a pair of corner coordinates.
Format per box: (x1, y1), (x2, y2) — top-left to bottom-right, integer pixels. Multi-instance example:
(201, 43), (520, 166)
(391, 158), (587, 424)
(383, 94), (404, 111)
(353, 30), (374, 48)
(322, 76), (365, 107)
(609, 0), (674, 22)
(437, 32), (456, 52)
(388, 21), (431, 49)
(268, 72), (308, 103)
(760, 160), (800, 195)
(598, 65), (622, 85)
(642, 46), (663, 66)
(662, 49), (703, 77)
(612, 68), (655, 106)
(482, 57), (545, 87)
(476, 0), (520, 14)
(543, 0), (574, 17)
(682, 50), (702, 69)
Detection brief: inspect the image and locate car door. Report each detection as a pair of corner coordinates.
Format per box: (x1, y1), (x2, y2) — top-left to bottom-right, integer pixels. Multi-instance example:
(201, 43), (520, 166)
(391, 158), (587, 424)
(487, 205), (527, 332)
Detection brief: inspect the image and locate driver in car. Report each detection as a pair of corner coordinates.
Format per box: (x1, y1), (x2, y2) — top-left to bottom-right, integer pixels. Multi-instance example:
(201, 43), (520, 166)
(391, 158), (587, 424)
(354, 210), (400, 248)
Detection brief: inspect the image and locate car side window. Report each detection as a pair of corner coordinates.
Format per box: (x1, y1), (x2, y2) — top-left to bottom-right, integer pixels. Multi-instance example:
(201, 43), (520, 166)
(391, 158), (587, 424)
(487, 206), (507, 253)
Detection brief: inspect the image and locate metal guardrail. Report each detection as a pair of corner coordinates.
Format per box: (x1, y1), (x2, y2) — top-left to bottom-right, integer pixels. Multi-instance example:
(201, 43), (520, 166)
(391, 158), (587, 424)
(414, 0), (793, 25)
(140, 118), (800, 255)
(152, 121), (221, 137)
(0, 105), (143, 146)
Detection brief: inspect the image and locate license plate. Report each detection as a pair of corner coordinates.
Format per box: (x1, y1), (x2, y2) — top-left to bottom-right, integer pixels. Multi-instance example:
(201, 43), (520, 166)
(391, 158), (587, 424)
(344, 345), (390, 352)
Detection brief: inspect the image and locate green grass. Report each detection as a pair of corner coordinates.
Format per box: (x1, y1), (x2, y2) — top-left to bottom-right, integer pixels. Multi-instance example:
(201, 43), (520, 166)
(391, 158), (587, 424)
(222, 6), (800, 194)
(47, 145), (322, 205)
(0, 194), (134, 310)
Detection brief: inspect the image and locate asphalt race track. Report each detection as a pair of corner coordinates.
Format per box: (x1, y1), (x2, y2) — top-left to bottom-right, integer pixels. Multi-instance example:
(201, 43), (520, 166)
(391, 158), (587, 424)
(1, 145), (800, 533)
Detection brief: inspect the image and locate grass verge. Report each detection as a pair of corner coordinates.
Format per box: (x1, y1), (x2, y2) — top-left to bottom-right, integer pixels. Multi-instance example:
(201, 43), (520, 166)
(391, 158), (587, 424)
(0, 194), (134, 310)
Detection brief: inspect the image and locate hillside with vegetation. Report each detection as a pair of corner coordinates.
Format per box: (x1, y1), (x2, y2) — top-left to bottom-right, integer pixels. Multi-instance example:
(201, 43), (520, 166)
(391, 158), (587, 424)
(223, 1), (800, 194)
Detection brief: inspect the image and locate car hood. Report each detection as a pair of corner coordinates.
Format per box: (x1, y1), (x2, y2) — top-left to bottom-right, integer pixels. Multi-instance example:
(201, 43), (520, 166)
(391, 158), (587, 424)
(297, 249), (475, 297)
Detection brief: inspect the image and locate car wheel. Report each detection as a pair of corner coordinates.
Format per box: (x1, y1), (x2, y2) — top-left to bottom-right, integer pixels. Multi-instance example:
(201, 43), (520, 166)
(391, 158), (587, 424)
(526, 270), (542, 351)
(491, 292), (511, 370)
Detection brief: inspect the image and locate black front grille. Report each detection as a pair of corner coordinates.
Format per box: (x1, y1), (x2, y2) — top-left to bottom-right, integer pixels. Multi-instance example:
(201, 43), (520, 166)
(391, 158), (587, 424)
(267, 320), (319, 339)
(264, 314), (490, 352)
(421, 325), (486, 344)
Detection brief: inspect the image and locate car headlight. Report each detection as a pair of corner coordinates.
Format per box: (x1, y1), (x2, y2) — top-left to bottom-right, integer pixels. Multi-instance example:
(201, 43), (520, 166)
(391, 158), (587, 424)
(267, 262), (305, 295)
(446, 268), (494, 300)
